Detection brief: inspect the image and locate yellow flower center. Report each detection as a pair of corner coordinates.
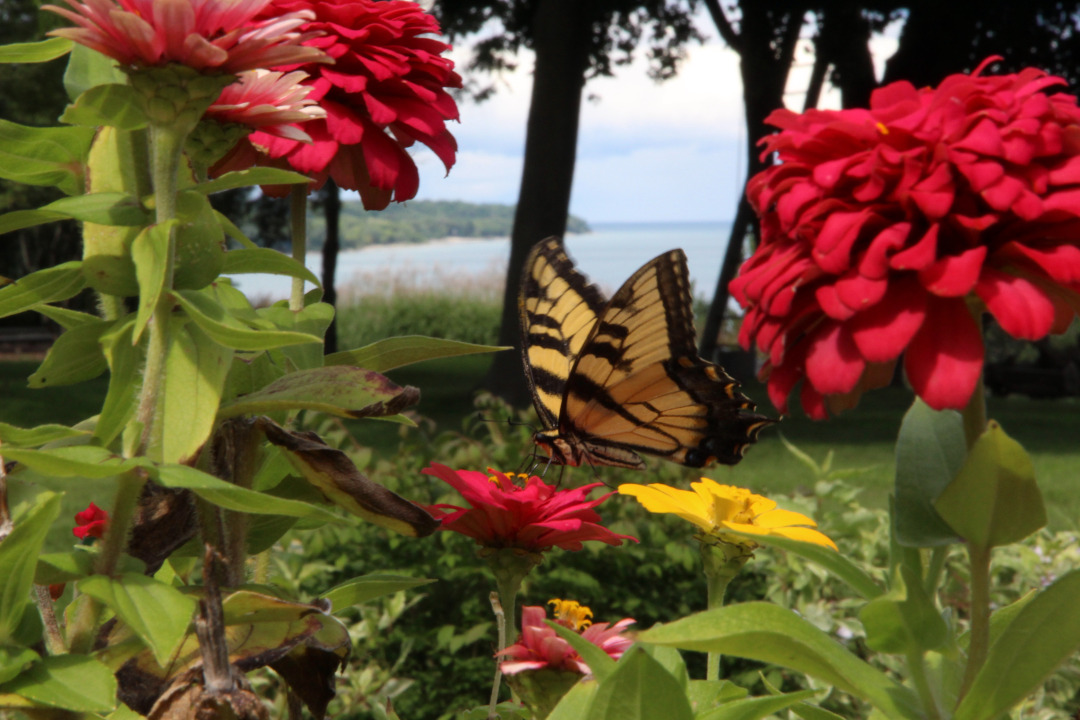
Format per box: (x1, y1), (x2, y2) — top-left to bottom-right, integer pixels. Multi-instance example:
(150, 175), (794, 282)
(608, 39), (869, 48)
(876, 121), (889, 134)
(487, 469), (529, 489)
(548, 598), (593, 630)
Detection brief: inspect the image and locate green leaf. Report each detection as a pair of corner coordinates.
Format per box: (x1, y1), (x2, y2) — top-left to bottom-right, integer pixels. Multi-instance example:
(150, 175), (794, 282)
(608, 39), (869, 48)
(698, 689), (820, 720)
(174, 289), (321, 351)
(639, 604), (921, 720)
(894, 399), (965, 546)
(322, 574), (436, 609)
(859, 565), (947, 655)
(218, 366), (420, 420)
(0, 120), (93, 195)
(222, 248), (321, 286)
(934, 421), (1046, 549)
(96, 319), (142, 446)
(150, 463), (341, 523)
(78, 574), (196, 667)
(214, 210), (258, 250)
(0, 445), (135, 479)
(34, 551), (95, 586)
(954, 569), (1080, 720)
(761, 674), (845, 720)
(195, 168), (315, 195)
(0, 494), (61, 643)
(0, 262), (85, 320)
(0, 654), (116, 712)
(549, 621), (617, 683)
(325, 335), (509, 372)
(61, 83), (147, 130)
(0, 422), (90, 447)
(131, 221), (174, 343)
(587, 646), (692, 720)
(27, 319), (109, 388)
(0, 647), (38, 686)
(724, 530), (882, 600)
(0, 38), (72, 64)
(160, 321), (233, 464)
(2, 192), (147, 237)
(31, 304), (99, 330)
(548, 682), (599, 720)
(258, 301), (334, 370)
(64, 44), (126, 101)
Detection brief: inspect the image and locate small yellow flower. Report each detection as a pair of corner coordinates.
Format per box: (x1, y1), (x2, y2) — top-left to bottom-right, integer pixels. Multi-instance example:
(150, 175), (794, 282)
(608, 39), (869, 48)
(618, 478), (837, 551)
(548, 599), (592, 630)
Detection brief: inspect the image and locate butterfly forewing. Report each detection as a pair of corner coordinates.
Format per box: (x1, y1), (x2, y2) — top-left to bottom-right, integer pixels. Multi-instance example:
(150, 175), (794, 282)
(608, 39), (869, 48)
(519, 237), (607, 428)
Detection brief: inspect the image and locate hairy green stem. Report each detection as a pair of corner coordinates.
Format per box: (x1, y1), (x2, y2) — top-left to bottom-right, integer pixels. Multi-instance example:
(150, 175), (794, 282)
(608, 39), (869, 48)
(33, 584), (66, 655)
(133, 123), (186, 455)
(68, 471), (147, 653)
(290, 186), (307, 312)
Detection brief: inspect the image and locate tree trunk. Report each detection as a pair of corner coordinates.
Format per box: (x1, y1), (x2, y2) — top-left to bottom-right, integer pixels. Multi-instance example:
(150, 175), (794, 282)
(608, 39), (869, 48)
(321, 179), (341, 355)
(483, 0), (592, 404)
(699, 2), (805, 359)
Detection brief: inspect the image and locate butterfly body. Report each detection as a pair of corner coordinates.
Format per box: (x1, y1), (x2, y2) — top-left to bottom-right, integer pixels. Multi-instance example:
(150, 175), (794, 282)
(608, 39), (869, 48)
(519, 236), (774, 470)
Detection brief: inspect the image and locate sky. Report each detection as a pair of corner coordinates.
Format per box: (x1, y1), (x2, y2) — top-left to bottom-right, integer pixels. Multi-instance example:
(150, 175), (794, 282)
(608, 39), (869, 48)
(354, 10), (900, 225)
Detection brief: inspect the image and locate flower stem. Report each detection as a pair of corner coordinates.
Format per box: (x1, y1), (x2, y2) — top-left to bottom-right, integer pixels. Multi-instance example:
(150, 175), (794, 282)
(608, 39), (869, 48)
(959, 542), (992, 700)
(133, 123), (186, 455)
(68, 470), (148, 653)
(488, 568), (523, 717)
(957, 376), (991, 700)
(33, 584), (65, 655)
(906, 650), (943, 720)
(290, 186), (307, 312)
(701, 541), (750, 681)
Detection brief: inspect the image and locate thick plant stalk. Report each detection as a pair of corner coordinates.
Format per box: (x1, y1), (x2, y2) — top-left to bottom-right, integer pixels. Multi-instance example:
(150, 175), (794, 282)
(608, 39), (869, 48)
(957, 378), (991, 700)
(133, 123), (186, 455)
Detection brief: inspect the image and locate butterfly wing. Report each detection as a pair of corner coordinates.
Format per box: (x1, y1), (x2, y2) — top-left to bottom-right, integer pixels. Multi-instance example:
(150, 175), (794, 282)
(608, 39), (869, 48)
(561, 248), (773, 467)
(518, 236), (608, 430)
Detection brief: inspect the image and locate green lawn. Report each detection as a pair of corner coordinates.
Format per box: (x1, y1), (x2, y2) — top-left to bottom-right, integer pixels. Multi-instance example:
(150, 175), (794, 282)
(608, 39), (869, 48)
(3, 357), (1077, 530)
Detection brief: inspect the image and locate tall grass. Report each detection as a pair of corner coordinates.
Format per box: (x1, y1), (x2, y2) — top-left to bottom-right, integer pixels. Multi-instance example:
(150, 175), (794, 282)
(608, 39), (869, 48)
(334, 265), (504, 348)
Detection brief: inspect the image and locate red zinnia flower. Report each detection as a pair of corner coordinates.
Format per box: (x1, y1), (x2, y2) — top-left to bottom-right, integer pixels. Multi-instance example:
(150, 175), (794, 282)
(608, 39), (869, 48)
(44, 0), (325, 73)
(214, 0), (461, 209)
(73, 502), (109, 540)
(498, 602), (635, 676)
(732, 58), (1080, 418)
(422, 464), (636, 553)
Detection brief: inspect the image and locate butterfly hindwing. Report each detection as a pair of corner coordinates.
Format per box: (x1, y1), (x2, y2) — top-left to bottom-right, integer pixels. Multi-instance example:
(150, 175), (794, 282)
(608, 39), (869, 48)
(519, 236), (773, 469)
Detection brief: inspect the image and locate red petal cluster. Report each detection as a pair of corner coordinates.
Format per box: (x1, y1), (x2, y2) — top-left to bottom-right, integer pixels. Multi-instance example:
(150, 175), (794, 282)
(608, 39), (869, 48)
(498, 605), (635, 676)
(216, 0), (460, 209)
(73, 502), (109, 540)
(732, 58), (1080, 418)
(422, 464), (636, 553)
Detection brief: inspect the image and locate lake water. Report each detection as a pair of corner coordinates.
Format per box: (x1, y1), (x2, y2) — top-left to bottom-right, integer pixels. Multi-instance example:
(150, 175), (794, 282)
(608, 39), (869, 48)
(230, 220), (735, 302)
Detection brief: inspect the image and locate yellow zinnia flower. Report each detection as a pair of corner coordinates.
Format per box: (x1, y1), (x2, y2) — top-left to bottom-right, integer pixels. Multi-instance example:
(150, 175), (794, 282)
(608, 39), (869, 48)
(618, 478), (837, 551)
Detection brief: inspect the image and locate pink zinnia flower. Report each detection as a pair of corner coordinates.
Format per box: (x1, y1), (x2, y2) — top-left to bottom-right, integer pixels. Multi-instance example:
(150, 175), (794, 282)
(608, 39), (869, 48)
(214, 0), (461, 209)
(73, 502), (109, 540)
(44, 0), (326, 73)
(732, 57), (1080, 418)
(499, 602), (635, 676)
(207, 69), (325, 141)
(422, 464), (636, 553)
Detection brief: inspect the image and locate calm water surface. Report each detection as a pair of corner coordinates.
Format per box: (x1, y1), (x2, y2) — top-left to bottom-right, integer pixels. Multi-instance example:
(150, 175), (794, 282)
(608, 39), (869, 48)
(231, 221), (734, 301)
